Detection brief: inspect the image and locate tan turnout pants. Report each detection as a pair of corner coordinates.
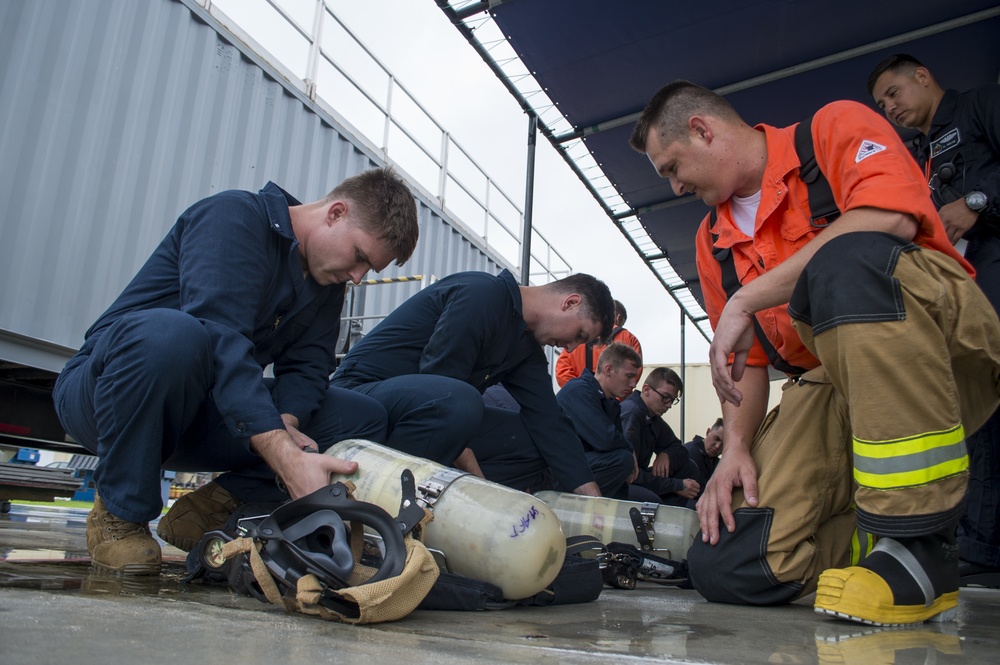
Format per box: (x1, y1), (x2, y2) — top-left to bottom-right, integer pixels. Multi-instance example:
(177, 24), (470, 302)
(689, 233), (1000, 604)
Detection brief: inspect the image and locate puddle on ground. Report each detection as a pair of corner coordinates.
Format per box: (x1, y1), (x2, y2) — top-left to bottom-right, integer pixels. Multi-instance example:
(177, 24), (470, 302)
(0, 503), (255, 607)
(0, 559), (184, 593)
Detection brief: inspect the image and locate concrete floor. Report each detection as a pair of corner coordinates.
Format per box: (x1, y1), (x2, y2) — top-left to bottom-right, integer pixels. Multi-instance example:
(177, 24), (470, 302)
(1, 503), (998, 664)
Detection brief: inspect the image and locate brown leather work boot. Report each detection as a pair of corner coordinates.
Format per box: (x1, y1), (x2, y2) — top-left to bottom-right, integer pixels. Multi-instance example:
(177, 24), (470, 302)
(156, 480), (242, 552)
(86, 496), (162, 576)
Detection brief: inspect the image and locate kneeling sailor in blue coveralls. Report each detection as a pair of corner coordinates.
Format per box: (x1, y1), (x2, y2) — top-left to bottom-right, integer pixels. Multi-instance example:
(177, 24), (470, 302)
(331, 270), (616, 498)
(54, 169), (420, 575)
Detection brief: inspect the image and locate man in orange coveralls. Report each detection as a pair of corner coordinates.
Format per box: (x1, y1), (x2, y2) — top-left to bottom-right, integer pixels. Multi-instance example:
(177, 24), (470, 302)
(629, 81), (1000, 626)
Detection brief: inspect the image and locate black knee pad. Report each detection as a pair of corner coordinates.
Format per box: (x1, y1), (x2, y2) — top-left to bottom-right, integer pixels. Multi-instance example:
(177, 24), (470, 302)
(688, 508), (803, 605)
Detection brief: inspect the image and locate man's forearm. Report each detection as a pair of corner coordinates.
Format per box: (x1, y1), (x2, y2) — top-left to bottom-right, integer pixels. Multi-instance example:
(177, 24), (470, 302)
(721, 366), (770, 453)
(250, 428), (299, 478)
(730, 207), (919, 317)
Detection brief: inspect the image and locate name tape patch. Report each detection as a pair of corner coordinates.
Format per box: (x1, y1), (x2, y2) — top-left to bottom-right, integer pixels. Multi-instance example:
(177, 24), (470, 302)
(930, 128), (960, 158)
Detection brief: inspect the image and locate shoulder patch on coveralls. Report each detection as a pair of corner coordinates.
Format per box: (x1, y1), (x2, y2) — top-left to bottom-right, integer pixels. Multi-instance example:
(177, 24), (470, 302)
(855, 140), (887, 163)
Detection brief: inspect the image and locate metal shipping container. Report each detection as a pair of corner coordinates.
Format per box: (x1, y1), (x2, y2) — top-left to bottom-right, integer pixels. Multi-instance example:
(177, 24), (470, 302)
(0, 0), (508, 446)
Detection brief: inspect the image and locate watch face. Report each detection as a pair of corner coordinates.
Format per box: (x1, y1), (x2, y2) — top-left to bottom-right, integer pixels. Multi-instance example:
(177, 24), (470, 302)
(966, 191), (988, 212)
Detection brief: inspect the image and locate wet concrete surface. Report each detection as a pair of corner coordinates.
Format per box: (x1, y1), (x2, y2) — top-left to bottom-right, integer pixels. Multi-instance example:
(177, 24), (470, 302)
(2, 503), (999, 664)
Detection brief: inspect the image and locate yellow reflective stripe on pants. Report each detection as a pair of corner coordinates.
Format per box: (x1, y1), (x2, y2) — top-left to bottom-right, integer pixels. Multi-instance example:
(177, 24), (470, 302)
(850, 526), (875, 566)
(853, 424), (968, 489)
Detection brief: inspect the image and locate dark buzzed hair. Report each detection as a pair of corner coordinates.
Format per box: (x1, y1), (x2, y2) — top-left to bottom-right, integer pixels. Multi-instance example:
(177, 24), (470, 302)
(629, 80), (741, 152)
(644, 366), (683, 396)
(866, 54), (925, 97)
(614, 299), (627, 324)
(549, 273), (615, 342)
(596, 342), (642, 372)
(327, 167), (419, 265)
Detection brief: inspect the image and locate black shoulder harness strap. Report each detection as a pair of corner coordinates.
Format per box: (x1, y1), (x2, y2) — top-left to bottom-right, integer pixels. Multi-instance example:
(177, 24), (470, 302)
(709, 115), (841, 376)
(794, 115), (841, 226)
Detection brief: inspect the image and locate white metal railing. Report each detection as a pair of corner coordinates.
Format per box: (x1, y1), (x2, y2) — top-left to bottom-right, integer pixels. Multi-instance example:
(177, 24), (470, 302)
(193, 0), (572, 283)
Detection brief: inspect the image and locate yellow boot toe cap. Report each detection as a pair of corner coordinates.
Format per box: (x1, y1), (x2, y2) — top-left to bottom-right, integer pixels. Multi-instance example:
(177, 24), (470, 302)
(814, 566), (957, 626)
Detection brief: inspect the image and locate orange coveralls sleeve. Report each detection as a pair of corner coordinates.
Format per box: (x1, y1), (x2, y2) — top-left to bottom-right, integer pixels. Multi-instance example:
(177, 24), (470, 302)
(555, 344), (587, 387)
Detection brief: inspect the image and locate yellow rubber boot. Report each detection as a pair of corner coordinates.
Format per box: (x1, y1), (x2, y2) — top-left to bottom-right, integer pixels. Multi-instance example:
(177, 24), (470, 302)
(815, 533), (959, 626)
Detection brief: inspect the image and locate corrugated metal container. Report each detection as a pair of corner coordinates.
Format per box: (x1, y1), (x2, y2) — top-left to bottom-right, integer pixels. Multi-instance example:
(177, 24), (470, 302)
(0, 0), (507, 373)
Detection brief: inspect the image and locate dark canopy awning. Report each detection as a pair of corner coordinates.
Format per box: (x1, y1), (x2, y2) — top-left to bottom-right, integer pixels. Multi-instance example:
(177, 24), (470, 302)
(438, 0), (1000, 338)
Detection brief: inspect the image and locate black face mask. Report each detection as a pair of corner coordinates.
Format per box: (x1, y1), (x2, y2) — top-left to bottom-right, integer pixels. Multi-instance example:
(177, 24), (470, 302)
(191, 482), (410, 612)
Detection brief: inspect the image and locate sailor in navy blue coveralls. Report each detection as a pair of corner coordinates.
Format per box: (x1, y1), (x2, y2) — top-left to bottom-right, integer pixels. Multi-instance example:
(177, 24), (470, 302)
(556, 369), (636, 499)
(54, 183), (389, 524)
(332, 269), (604, 494)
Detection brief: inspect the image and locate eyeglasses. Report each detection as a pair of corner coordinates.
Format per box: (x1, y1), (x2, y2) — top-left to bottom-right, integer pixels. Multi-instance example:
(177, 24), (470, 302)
(648, 385), (680, 406)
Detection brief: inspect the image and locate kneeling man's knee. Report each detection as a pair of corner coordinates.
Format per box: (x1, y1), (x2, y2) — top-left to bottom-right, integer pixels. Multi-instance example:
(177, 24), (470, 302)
(688, 508), (804, 606)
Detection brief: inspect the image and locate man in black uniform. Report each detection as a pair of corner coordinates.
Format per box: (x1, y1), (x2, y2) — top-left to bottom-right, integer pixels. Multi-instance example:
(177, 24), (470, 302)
(685, 418), (725, 501)
(621, 367), (701, 505)
(869, 53), (1000, 587)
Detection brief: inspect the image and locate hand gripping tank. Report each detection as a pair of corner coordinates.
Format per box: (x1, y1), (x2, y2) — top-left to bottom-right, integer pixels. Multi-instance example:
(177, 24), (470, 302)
(326, 440), (566, 600)
(534, 491), (700, 560)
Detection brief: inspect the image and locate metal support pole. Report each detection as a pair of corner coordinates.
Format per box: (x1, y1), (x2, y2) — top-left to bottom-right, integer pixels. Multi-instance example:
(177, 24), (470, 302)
(680, 307), (686, 442)
(383, 75), (395, 161)
(303, 0), (324, 100)
(520, 112), (538, 285)
(438, 131), (450, 204)
(483, 182), (491, 243)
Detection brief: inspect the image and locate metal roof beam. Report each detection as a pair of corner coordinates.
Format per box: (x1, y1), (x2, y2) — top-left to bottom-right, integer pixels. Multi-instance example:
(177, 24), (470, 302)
(553, 6), (1000, 143)
(613, 195), (701, 220)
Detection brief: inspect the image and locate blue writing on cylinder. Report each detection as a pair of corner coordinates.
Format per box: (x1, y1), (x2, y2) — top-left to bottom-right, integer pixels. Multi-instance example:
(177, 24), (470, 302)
(510, 505), (540, 538)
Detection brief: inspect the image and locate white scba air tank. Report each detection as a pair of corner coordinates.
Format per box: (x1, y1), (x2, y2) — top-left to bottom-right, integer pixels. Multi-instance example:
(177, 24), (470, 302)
(534, 491), (700, 559)
(325, 439), (566, 600)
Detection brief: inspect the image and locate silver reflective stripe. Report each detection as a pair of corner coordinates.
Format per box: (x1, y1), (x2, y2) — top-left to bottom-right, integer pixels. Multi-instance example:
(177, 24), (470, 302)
(853, 440), (966, 476)
(872, 537), (934, 606)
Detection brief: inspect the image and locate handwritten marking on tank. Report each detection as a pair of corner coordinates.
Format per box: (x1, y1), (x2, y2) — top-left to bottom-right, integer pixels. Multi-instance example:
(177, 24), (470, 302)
(510, 505), (540, 538)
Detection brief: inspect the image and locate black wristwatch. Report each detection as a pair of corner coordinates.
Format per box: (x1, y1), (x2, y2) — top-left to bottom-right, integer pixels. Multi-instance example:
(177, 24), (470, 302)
(965, 190), (988, 212)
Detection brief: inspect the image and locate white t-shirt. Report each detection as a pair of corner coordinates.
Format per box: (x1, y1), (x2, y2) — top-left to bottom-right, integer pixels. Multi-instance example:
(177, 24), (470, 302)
(731, 189), (761, 238)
